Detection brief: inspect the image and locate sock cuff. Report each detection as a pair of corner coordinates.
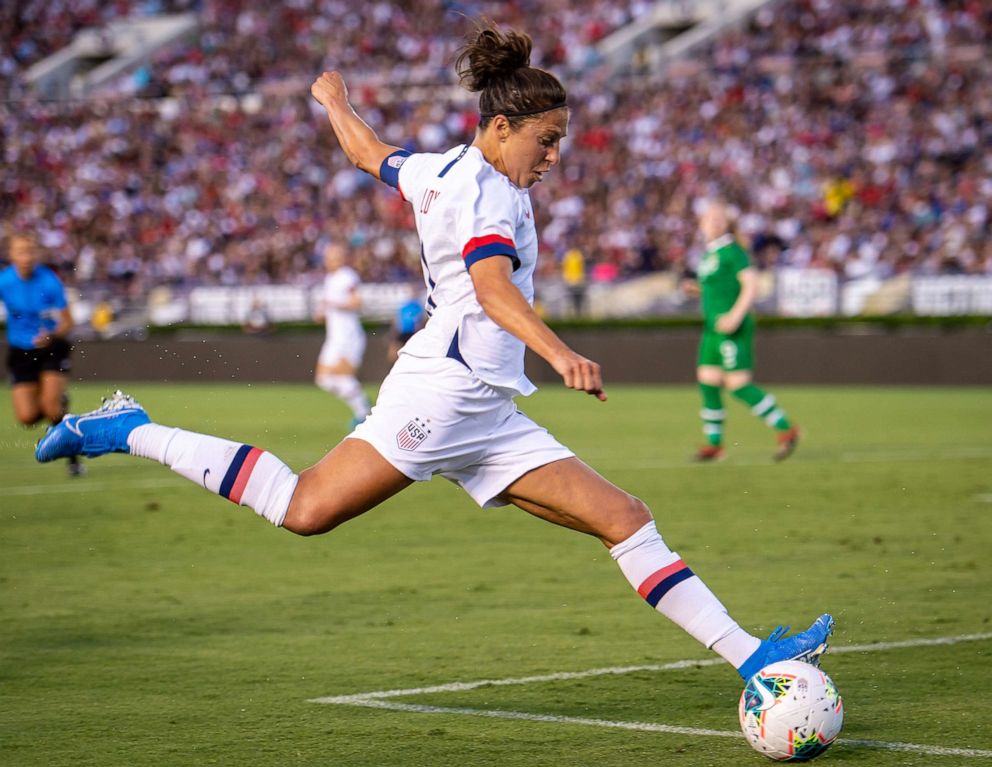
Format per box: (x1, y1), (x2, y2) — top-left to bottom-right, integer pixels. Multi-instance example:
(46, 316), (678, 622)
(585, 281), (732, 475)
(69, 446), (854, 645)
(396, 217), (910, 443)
(609, 520), (658, 560)
(127, 423), (180, 463)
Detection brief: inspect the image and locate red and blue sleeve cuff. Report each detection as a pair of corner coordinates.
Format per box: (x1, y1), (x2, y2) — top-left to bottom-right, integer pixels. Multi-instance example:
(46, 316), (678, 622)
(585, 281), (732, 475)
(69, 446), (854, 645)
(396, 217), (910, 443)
(462, 234), (520, 271)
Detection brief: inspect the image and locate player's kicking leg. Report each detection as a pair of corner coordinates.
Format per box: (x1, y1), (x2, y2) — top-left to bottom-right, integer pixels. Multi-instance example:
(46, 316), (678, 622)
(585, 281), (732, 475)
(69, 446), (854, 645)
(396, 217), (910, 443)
(35, 390), (411, 534)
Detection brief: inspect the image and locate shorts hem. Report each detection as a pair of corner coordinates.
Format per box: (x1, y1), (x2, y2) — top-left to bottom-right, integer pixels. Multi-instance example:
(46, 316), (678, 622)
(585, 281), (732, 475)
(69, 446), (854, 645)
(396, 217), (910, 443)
(470, 448), (576, 509)
(343, 432), (427, 482)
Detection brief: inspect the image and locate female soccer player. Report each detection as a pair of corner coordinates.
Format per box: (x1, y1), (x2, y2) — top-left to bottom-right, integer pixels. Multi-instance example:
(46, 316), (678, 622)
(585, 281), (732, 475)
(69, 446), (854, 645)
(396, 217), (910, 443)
(36, 24), (831, 680)
(686, 202), (800, 462)
(1, 232), (83, 476)
(314, 241), (371, 426)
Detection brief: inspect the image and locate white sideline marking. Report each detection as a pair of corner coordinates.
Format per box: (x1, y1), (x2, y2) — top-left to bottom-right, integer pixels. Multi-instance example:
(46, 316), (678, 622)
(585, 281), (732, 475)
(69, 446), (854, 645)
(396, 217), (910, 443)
(311, 633), (992, 703)
(311, 632), (992, 759)
(4, 478), (185, 496)
(332, 700), (992, 760)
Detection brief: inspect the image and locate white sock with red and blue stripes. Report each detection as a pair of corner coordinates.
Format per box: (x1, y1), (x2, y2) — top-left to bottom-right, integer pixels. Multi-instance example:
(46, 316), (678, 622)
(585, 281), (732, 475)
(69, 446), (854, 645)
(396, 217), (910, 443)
(610, 521), (760, 666)
(127, 424), (297, 526)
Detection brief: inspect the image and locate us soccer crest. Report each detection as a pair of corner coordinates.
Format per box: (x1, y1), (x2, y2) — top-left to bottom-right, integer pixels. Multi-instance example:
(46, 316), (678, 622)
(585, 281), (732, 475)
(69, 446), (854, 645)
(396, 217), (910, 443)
(396, 417), (430, 451)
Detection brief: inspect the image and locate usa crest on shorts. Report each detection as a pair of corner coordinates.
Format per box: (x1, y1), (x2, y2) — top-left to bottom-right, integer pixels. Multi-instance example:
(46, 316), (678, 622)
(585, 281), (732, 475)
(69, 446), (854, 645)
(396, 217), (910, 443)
(396, 417), (430, 451)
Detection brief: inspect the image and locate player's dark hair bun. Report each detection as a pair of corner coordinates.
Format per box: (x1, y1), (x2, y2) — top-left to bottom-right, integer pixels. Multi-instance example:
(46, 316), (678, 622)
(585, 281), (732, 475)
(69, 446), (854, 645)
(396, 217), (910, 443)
(456, 26), (533, 92)
(454, 21), (567, 127)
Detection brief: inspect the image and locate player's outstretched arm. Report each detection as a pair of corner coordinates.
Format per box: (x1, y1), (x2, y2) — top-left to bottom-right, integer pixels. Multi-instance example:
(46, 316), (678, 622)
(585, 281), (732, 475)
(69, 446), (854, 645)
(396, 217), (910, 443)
(469, 257), (606, 401)
(310, 71), (402, 179)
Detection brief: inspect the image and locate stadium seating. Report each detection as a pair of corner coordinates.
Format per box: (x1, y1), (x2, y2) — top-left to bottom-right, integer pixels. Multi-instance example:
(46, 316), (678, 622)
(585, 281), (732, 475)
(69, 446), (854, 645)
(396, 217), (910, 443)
(1, 0), (989, 320)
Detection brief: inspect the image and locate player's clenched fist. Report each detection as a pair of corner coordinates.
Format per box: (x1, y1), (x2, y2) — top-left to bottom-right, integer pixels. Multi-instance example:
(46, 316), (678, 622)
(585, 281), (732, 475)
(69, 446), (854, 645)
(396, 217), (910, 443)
(552, 349), (607, 401)
(310, 71), (348, 109)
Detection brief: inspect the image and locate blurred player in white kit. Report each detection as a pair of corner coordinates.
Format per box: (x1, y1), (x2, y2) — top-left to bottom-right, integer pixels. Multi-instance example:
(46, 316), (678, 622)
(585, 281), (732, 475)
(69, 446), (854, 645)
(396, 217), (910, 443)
(314, 241), (370, 427)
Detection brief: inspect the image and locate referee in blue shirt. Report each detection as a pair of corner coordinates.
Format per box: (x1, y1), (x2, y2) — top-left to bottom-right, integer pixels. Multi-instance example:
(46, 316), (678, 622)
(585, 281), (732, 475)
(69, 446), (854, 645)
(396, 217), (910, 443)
(1, 232), (82, 476)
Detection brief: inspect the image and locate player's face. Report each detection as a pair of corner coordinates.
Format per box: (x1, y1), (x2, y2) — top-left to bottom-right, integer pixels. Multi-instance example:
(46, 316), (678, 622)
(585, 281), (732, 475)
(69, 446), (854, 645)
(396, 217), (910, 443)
(503, 109), (569, 188)
(9, 236), (38, 277)
(323, 244), (346, 271)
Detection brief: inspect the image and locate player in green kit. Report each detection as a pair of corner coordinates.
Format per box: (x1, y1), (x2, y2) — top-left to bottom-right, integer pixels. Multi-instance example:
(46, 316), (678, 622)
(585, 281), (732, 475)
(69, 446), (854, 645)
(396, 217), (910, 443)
(685, 202), (799, 462)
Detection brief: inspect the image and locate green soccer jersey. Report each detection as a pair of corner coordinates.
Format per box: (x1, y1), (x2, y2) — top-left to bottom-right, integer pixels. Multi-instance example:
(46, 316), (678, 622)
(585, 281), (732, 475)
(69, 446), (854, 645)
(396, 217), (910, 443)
(697, 233), (751, 327)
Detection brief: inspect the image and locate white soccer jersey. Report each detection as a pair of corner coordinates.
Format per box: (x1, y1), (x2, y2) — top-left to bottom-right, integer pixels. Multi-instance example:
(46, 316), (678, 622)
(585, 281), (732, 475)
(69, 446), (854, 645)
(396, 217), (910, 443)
(380, 144), (539, 397)
(323, 265), (362, 339)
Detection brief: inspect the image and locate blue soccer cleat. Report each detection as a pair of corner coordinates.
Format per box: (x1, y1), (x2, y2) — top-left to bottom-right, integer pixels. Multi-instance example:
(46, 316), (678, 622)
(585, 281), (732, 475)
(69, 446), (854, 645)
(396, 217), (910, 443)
(35, 390), (150, 462)
(737, 614), (834, 681)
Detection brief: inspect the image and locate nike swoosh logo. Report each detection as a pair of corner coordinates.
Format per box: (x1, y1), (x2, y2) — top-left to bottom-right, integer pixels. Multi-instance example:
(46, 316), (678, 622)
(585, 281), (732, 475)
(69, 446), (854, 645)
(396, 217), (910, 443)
(751, 675), (779, 712)
(65, 409), (141, 437)
(202, 468), (211, 488)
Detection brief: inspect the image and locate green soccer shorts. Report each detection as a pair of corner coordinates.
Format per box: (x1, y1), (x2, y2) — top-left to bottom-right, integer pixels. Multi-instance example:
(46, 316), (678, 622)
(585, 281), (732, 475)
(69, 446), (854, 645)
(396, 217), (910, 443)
(697, 317), (755, 371)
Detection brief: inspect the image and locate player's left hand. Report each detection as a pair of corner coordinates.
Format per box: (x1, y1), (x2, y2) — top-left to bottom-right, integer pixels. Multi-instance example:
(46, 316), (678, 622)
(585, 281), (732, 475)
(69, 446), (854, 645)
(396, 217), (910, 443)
(715, 314), (740, 334)
(552, 349), (607, 402)
(33, 332), (53, 348)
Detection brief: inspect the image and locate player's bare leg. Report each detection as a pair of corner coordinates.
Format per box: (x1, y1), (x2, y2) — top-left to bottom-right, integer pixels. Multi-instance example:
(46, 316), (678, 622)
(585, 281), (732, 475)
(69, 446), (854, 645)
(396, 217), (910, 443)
(282, 439), (413, 535)
(35, 391), (408, 527)
(501, 456), (649, 546)
(38, 370), (68, 423)
(11, 382), (43, 425)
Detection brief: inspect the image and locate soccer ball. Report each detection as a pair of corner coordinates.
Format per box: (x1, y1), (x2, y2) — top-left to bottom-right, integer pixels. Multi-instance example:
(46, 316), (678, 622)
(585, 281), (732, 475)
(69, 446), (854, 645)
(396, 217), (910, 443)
(738, 660), (844, 762)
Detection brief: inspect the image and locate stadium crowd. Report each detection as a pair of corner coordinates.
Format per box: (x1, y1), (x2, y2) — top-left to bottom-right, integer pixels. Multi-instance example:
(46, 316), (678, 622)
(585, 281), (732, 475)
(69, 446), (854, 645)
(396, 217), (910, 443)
(1, 0), (990, 298)
(0, 0), (202, 100)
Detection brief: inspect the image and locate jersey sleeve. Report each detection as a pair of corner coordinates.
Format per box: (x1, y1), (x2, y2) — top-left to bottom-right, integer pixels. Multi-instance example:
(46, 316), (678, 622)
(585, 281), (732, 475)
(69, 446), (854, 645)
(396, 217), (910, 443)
(454, 171), (521, 272)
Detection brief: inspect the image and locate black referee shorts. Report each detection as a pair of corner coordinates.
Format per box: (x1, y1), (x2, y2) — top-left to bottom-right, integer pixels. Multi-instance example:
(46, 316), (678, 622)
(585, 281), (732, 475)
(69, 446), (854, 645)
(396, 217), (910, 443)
(6, 338), (73, 384)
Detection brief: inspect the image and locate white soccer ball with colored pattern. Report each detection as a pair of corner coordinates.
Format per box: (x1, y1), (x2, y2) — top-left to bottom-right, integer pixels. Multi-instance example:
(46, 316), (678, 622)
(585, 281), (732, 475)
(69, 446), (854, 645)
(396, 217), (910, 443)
(738, 660), (844, 762)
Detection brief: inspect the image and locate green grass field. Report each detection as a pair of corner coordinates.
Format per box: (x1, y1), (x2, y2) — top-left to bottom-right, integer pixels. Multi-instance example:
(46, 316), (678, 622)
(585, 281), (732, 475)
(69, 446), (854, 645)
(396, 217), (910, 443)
(2, 383), (991, 767)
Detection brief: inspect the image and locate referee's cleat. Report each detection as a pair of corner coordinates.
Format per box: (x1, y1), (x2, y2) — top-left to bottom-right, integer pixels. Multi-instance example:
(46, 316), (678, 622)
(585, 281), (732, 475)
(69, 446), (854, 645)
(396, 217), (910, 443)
(36, 391), (149, 462)
(773, 425), (800, 462)
(737, 614), (834, 681)
(692, 444), (725, 462)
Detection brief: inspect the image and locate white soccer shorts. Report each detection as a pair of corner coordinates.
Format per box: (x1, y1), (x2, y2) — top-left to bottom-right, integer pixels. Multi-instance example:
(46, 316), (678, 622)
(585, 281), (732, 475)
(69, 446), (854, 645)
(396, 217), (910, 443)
(317, 330), (366, 368)
(348, 354), (574, 508)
